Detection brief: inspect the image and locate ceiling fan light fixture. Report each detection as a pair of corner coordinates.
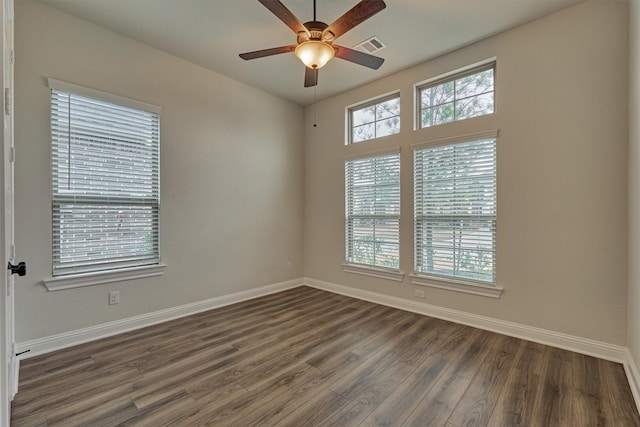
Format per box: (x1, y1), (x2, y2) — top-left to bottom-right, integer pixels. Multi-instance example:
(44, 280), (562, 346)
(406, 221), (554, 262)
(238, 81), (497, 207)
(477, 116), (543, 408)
(295, 40), (335, 69)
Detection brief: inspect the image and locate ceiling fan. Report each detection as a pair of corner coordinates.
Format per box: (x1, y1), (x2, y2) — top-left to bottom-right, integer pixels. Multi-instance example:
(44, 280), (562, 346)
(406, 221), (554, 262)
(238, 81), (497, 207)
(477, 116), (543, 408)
(239, 0), (386, 87)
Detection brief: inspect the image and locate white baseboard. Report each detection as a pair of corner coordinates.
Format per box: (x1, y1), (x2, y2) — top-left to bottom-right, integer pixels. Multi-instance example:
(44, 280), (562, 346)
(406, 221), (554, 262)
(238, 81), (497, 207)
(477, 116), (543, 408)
(625, 350), (640, 411)
(304, 277), (627, 363)
(15, 275), (630, 366)
(16, 278), (304, 359)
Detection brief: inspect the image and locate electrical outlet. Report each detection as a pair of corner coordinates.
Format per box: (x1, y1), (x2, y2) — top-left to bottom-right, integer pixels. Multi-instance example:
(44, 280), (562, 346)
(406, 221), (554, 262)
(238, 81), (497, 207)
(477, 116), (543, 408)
(287, 261), (292, 271)
(109, 291), (120, 305)
(414, 289), (425, 299)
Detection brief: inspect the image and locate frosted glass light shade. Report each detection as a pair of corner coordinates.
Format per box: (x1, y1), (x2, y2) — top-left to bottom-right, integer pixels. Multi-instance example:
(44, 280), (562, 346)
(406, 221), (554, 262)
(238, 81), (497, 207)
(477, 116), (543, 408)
(295, 41), (335, 69)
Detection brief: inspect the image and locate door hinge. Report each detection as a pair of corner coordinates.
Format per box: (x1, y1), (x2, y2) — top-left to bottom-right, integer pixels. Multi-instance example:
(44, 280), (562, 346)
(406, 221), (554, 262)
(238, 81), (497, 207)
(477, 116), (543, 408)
(10, 146), (15, 163)
(10, 49), (14, 65)
(4, 88), (11, 116)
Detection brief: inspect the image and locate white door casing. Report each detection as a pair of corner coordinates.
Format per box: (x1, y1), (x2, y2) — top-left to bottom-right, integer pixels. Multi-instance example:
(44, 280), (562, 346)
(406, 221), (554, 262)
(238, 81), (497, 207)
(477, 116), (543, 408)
(2, 0), (16, 424)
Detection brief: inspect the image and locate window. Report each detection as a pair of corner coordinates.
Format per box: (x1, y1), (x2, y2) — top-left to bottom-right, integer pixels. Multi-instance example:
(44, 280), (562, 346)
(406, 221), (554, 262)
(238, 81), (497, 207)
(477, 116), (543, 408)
(345, 151), (400, 270)
(348, 94), (400, 144)
(414, 134), (496, 284)
(418, 63), (494, 128)
(50, 81), (161, 277)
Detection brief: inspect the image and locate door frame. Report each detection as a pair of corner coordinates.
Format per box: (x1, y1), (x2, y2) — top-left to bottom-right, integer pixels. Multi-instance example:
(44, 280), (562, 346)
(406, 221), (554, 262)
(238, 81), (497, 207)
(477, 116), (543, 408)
(1, 0), (15, 423)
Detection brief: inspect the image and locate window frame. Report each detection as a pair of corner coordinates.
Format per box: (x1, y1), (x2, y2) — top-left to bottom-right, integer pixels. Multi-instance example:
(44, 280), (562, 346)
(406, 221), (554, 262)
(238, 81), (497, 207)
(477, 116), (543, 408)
(44, 79), (165, 290)
(347, 92), (401, 145)
(415, 61), (496, 130)
(411, 130), (502, 298)
(344, 149), (403, 280)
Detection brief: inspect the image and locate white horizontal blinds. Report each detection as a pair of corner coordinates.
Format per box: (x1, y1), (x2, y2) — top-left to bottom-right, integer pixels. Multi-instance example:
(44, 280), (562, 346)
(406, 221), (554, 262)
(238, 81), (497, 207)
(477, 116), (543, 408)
(414, 138), (496, 283)
(345, 152), (400, 269)
(51, 88), (160, 276)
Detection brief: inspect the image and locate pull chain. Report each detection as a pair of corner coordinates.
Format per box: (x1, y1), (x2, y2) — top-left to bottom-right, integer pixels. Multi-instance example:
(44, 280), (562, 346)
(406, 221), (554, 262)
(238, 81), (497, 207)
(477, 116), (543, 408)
(313, 85), (317, 127)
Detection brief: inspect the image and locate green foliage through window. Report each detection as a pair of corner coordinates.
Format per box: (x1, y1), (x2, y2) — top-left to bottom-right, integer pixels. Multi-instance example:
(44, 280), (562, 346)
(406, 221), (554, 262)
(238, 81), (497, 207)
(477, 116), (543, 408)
(419, 64), (494, 128)
(349, 94), (400, 144)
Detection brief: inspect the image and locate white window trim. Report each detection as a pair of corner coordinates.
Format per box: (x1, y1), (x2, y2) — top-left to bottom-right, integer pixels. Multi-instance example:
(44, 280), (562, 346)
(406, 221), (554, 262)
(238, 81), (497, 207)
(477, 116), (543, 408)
(410, 274), (503, 298)
(345, 149), (401, 272)
(343, 263), (405, 282)
(413, 59), (496, 131)
(48, 78), (163, 285)
(47, 78), (161, 114)
(412, 129), (500, 296)
(413, 58), (497, 92)
(343, 146), (400, 161)
(346, 91), (401, 145)
(344, 147), (402, 282)
(43, 263), (167, 291)
(410, 129), (499, 151)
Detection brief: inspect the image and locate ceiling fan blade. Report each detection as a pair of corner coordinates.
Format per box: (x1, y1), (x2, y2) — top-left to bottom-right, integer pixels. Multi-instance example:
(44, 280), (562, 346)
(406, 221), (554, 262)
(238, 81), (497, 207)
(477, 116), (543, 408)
(323, 0), (386, 40)
(258, 0), (310, 37)
(239, 45), (297, 60)
(334, 45), (384, 70)
(304, 67), (318, 87)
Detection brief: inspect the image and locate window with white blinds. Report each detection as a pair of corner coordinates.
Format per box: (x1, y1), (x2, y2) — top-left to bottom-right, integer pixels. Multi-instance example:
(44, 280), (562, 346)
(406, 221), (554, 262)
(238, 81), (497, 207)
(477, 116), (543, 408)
(345, 152), (400, 270)
(414, 137), (496, 284)
(50, 85), (160, 276)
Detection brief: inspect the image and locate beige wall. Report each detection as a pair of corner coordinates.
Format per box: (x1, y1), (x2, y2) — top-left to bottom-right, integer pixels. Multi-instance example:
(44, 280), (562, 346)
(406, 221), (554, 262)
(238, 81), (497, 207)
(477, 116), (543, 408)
(14, 0), (632, 349)
(304, 1), (629, 344)
(629, 0), (640, 365)
(14, 2), (304, 341)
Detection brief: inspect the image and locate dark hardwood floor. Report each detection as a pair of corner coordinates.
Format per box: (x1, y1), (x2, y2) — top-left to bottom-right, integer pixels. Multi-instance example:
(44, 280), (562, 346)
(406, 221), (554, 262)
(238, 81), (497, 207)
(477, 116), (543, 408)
(11, 286), (640, 426)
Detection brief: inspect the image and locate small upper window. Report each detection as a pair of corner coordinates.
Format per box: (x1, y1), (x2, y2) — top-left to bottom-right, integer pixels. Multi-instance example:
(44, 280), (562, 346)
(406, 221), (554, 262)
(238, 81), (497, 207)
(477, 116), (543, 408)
(348, 94), (400, 144)
(417, 63), (495, 129)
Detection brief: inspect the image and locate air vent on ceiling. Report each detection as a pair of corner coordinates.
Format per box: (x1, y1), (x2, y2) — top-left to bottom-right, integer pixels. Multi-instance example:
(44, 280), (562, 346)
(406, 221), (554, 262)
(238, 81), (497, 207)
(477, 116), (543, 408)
(354, 36), (386, 54)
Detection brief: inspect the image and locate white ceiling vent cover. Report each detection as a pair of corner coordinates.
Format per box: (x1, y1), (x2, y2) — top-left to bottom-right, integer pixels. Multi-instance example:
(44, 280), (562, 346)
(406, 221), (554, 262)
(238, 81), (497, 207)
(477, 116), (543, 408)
(354, 36), (386, 54)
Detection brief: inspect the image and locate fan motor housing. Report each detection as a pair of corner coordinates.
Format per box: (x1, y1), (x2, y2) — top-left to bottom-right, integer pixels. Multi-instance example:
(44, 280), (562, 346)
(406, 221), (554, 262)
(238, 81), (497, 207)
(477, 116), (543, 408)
(299, 21), (334, 43)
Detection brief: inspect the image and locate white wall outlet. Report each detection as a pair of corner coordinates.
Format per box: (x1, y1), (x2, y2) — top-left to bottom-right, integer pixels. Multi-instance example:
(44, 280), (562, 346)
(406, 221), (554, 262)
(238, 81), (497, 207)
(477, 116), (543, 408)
(109, 290), (120, 305)
(287, 261), (292, 271)
(414, 289), (425, 299)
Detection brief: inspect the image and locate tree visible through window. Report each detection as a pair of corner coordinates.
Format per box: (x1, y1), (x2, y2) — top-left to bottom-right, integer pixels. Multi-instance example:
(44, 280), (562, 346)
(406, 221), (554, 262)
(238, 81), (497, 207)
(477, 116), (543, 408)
(418, 64), (494, 128)
(345, 152), (400, 269)
(414, 137), (496, 283)
(349, 94), (400, 144)
(50, 84), (161, 276)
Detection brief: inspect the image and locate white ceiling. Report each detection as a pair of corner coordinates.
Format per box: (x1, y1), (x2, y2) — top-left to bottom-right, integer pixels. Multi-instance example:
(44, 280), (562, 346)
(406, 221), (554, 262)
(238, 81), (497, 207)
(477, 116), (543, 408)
(37, 0), (584, 106)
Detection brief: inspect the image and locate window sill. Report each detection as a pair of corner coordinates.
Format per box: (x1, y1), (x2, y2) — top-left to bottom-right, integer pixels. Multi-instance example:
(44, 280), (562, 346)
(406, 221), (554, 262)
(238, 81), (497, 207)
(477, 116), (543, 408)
(43, 263), (167, 291)
(343, 263), (405, 282)
(410, 274), (503, 298)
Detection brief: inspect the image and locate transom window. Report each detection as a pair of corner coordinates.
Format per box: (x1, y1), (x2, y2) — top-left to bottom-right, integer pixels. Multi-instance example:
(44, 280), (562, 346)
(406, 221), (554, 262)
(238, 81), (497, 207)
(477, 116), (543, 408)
(418, 63), (495, 128)
(348, 94), (400, 144)
(50, 81), (161, 276)
(345, 152), (400, 269)
(414, 135), (497, 284)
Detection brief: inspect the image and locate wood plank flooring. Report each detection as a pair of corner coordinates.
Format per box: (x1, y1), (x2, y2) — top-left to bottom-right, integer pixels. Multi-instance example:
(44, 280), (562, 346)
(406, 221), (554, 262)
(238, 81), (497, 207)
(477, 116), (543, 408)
(11, 286), (640, 426)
